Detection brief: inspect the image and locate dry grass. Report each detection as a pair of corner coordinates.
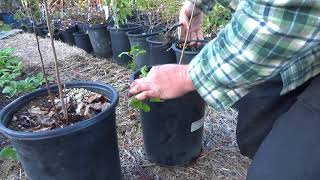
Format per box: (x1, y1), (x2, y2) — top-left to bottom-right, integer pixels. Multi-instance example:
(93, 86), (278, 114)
(0, 33), (250, 180)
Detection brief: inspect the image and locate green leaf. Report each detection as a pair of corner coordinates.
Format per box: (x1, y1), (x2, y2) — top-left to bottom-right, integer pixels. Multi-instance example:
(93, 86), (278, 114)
(0, 148), (18, 160)
(2, 86), (14, 94)
(149, 98), (164, 103)
(140, 66), (148, 77)
(140, 103), (151, 112)
(136, 49), (146, 57)
(130, 97), (151, 112)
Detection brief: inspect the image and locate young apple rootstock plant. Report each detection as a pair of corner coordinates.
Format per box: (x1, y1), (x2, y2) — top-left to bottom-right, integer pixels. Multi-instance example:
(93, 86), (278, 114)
(118, 45), (146, 71)
(130, 66), (163, 112)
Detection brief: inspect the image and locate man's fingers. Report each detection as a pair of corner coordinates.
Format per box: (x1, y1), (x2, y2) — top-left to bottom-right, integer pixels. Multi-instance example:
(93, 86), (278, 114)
(190, 32), (198, 46)
(135, 90), (158, 101)
(129, 79), (152, 97)
(197, 31), (204, 40)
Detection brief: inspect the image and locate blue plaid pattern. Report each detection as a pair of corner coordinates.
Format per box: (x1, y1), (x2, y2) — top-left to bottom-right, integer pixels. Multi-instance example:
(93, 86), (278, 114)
(189, 0), (320, 111)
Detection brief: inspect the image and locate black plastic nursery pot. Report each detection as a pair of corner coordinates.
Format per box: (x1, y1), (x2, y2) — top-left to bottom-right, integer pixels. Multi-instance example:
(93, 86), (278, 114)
(2, 13), (14, 24)
(0, 82), (121, 180)
(60, 25), (78, 46)
(77, 22), (89, 34)
(127, 26), (166, 68)
(34, 24), (47, 37)
(73, 32), (93, 53)
(25, 23), (34, 33)
(131, 70), (206, 166)
(146, 34), (177, 65)
(88, 23), (112, 58)
(107, 23), (143, 65)
(44, 28), (62, 41)
(172, 40), (208, 64)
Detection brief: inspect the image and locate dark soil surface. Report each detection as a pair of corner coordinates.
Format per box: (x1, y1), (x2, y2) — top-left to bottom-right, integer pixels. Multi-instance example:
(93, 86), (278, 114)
(9, 89), (109, 132)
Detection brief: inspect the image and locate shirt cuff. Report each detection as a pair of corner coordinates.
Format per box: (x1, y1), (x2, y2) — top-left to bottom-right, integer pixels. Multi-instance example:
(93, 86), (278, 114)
(188, 42), (248, 111)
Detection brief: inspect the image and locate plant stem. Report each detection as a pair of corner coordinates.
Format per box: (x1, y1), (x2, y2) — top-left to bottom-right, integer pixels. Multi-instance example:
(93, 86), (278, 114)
(21, 0), (57, 112)
(32, 27), (57, 112)
(43, 0), (69, 122)
(178, 0), (197, 65)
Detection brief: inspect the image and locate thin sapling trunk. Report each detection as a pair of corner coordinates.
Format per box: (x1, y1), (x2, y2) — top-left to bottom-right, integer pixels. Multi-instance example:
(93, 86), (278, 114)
(20, 0), (56, 112)
(43, 0), (69, 121)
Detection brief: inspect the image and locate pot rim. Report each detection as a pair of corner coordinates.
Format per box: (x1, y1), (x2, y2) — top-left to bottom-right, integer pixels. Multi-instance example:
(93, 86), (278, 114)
(126, 27), (166, 38)
(73, 31), (88, 36)
(88, 23), (108, 29)
(171, 40), (208, 55)
(0, 81), (118, 140)
(107, 23), (142, 31)
(146, 34), (169, 45)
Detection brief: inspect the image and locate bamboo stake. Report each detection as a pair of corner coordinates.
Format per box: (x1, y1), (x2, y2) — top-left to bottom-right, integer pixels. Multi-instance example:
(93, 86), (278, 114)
(43, 0), (69, 121)
(178, 0), (197, 65)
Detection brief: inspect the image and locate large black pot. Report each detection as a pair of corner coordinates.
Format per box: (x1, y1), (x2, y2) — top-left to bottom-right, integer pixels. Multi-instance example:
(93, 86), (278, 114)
(171, 40), (208, 64)
(73, 32), (93, 53)
(60, 25), (78, 46)
(0, 82), (121, 180)
(131, 70), (206, 166)
(88, 23), (112, 58)
(146, 34), (176, 65)
(107, 23), (142, 65)
(127, 26), (166, 68)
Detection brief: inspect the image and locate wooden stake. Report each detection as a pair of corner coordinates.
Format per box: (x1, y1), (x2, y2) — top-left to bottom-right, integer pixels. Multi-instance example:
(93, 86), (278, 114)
(178, 0), (197, 65)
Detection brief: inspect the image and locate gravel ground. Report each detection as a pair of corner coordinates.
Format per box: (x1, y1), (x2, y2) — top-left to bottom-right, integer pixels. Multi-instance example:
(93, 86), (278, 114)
(0, 33), (250, 180)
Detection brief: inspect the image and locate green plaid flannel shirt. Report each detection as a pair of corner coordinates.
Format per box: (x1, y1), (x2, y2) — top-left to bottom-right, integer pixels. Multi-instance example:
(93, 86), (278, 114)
(188, 0), (320, 111)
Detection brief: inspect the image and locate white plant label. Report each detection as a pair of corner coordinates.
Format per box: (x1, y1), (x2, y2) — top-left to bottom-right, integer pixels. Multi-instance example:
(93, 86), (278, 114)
(191, 117), (204, 132)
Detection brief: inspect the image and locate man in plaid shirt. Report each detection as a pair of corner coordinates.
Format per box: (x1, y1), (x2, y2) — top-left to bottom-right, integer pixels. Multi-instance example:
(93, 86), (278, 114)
(129, 0), (320, 179)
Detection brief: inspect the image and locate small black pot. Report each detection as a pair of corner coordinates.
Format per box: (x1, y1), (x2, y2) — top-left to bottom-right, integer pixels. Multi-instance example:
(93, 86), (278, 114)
(146, 34), (177, 65)
(88, 23), (112, 58)
(107, 23), (143, 64)
(2, 13), (14, 24)
(73, 32), (93, 53)
(34, 24), (47, 37)
(77, 22), (89, 34)
(25, 23), (34, 33)
(60, 25), (78, 46)
(171, 40), (208, 64)
(126, 26), (166, 68)
(0, 82), (121, 180)
(131, 70), (206, 166)
(44, 28), (62, 41)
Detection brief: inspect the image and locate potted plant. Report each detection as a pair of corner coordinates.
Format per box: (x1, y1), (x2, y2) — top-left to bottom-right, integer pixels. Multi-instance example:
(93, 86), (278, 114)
(146, 33), (176, 65)
(0, 2), (121, 179)
(172, 40), (208, 64)
(86, 5), (113, 58)
(107, 0), (143, 65)
(1, 0), (15, 24)
(21, 0), (47, 37)
(126, 26), (166, 68)
(130, 66), (206, 166)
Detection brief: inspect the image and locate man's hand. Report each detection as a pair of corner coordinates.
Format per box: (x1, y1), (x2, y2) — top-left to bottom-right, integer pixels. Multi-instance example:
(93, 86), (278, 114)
(179, 1), (204, 43)
(129, 64), (195, 101)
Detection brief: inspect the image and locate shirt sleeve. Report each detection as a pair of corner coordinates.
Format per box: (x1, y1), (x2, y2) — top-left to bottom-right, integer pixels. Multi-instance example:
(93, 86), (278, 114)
(188, 1), (320, 111)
